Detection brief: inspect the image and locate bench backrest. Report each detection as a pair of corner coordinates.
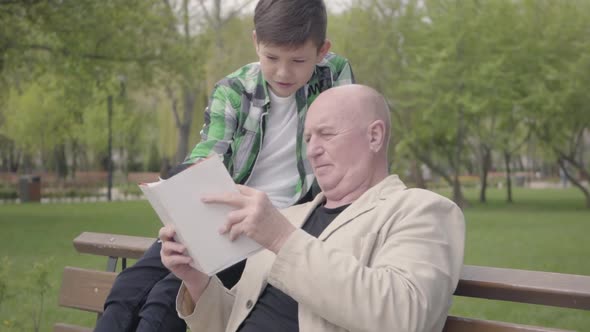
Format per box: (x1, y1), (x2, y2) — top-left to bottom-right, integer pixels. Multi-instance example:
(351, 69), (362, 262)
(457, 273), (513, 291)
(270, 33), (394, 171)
(56, 232), (590, 332)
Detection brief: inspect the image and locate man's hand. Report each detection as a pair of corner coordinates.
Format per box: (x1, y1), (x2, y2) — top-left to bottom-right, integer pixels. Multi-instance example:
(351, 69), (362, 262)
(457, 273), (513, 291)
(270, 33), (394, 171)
(202, 185), (296, 254)
(159, 226), (210, 301)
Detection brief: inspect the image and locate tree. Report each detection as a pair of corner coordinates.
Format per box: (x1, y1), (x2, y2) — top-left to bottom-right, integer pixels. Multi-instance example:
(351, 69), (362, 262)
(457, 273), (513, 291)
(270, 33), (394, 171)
(518, 0), (590, 207)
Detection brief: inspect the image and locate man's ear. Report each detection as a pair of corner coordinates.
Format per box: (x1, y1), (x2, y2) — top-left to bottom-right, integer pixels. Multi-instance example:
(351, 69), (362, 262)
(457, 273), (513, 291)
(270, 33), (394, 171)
(367, 120), (386, 152)
(316, 39), (331, 62)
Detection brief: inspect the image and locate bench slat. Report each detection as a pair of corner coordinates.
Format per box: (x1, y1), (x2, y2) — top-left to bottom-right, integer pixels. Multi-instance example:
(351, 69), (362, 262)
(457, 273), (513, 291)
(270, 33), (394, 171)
(443, 316), (573, 332)
(53, 323), (93, 332)
(64, 232), (590, 332)
(456, 265), (590, 310)
(58, 267), (117, 313)
(73, 232), (155, 259)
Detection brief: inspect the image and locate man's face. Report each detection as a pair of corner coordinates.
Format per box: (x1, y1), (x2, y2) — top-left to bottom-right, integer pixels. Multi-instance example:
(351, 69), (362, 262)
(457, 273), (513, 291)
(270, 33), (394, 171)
(255, 38), (329, 97)
(304, 98), (373, 194)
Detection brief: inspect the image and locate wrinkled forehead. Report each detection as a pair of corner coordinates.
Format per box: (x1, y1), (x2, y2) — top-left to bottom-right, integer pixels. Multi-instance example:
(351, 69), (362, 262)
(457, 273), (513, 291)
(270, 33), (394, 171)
(305, 98), (358, 132)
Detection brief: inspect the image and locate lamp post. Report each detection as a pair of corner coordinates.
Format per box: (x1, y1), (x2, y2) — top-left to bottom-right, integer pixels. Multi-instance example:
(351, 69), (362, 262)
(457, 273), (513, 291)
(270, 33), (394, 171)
(107, 95), (113, 201)
(106, 75), (126, 202)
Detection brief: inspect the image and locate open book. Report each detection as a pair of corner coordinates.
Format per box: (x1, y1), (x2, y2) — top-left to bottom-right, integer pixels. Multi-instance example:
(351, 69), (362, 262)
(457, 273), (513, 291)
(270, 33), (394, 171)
(139, 155), (262, 276)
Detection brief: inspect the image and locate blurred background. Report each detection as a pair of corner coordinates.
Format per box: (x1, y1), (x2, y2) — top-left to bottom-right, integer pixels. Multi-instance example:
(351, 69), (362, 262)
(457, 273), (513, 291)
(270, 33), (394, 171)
(0, 0), (589, 331)
(0, 0), (588, 207)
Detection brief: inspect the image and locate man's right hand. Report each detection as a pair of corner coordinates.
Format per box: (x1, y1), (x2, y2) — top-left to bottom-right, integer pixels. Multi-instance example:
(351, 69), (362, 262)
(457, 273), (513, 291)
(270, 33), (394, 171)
(159, 226), (210, 301)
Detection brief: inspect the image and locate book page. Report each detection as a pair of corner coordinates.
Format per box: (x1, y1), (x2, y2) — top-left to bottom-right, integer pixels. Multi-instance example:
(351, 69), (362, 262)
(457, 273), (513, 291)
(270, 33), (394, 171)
(139, 155), (262, 275)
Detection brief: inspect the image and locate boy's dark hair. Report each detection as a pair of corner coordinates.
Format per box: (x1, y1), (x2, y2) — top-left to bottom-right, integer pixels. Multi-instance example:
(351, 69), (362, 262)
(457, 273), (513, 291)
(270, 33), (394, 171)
(254, 0), (327, 50)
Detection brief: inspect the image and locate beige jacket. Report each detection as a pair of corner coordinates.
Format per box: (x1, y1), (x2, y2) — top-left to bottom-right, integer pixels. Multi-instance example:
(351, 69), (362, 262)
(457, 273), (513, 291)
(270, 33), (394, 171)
(177, 175), (465, 332)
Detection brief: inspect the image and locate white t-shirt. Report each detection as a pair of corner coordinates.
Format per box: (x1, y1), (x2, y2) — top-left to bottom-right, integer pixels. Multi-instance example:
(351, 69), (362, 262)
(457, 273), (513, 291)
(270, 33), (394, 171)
(246, 91), (299, 208)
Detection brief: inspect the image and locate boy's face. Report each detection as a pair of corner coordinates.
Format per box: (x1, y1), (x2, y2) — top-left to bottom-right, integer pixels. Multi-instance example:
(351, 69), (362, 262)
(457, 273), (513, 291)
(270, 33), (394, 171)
(254, 32), (331, 97)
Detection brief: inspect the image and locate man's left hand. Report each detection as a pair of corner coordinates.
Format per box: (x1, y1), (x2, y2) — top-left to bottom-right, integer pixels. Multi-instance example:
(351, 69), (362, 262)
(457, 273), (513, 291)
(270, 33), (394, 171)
(202, 185), (296, 254)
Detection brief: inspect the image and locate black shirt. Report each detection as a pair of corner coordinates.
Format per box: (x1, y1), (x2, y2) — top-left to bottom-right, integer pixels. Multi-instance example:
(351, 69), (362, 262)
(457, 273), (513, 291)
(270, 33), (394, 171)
(237, 203), (350, 332)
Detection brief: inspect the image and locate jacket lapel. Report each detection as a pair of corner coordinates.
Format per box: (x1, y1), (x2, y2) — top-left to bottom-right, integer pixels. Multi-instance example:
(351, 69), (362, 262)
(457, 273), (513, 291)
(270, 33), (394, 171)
(318, 175), (406, 241)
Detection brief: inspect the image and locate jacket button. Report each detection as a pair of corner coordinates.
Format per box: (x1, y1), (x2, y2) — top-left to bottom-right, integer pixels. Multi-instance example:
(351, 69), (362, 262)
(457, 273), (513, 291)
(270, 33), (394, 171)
(246, 300), (253, 309)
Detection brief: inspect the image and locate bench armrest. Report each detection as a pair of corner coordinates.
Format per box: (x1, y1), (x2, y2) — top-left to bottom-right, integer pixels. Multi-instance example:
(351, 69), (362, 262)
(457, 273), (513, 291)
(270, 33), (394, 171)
(73, 232), (155, 259)
(456, 265), (590, 310)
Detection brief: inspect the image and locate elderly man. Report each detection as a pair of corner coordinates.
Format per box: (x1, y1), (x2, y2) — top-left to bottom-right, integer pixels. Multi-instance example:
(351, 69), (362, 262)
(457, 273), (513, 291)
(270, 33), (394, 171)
(159, 85), (465, 332)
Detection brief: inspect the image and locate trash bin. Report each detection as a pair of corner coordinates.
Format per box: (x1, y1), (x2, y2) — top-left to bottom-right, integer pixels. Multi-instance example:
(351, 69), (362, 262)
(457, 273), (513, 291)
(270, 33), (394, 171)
(514, 175), (526, 187)
(18, 175), (41, 203)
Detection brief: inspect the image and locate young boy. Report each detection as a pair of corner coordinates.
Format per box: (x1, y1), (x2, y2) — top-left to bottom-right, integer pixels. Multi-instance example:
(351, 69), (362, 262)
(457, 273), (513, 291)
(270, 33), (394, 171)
(95, 0), (354, 331)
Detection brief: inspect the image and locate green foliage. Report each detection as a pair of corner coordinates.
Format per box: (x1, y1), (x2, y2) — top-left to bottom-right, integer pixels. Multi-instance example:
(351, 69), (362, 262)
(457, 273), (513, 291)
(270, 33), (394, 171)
(0, 186), (17, 200)
(0, 257), (54, 332)
(146, 143), (161, 172)
(330, 0), (590, 205)
(27, 259), (53, 332)
(1, 0), (588, 204)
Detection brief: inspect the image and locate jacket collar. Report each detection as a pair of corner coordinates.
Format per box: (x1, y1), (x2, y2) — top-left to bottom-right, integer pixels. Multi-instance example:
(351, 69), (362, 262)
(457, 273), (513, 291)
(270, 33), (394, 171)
(306, 175), (406, 240)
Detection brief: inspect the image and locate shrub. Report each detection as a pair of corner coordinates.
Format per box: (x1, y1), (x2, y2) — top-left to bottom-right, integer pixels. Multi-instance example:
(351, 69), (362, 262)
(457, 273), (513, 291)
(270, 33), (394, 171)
(0, 188), (17, 200)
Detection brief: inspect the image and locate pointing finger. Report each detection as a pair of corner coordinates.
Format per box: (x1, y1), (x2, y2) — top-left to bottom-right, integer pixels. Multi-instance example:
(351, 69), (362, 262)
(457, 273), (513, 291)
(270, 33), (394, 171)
(235, 185), (257, 196)
(201, 192), (245, 207)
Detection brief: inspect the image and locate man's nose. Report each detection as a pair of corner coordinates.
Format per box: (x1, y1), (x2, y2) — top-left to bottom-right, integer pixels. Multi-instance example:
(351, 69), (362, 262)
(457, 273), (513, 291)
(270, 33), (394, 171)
(307, 138), (323, 158)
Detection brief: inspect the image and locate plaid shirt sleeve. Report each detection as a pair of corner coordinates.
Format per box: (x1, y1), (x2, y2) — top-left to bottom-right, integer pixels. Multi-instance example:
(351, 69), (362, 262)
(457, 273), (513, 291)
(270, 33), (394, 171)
(333, 58), (356, 86)
(184, 85), (238, 164)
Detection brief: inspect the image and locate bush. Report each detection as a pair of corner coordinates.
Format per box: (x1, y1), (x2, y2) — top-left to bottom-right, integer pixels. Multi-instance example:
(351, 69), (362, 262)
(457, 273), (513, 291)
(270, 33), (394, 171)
(118, 183), (142, 196)
(0, 187), (17, 200)
(0, 258), (54, 332)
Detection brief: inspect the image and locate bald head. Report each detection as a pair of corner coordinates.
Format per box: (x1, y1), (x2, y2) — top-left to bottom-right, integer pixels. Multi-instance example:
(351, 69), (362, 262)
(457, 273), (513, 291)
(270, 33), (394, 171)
(308, 84), (391, 155)
(304, 84), (391, 207)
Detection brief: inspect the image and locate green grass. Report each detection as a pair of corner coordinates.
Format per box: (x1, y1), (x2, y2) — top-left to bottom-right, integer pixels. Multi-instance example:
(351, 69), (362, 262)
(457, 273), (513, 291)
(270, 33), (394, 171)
(0, 201), (161, 331)
(444, 188), (590, 331)
(0, 188), (589, 331)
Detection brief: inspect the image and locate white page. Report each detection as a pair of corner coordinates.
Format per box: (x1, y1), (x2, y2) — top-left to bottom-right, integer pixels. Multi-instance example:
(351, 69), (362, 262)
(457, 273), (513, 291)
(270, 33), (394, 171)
(140, 156), (262, 275)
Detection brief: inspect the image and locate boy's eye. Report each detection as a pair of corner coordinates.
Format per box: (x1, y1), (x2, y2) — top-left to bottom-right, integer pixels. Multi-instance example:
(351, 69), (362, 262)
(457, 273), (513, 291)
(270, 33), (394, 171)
(293, 59), (306, 63)
(266, 56), (278, 61)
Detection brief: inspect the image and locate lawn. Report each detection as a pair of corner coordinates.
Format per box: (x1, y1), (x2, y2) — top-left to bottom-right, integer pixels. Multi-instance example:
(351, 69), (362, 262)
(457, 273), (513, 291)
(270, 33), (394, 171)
(0, 187), (589, 331)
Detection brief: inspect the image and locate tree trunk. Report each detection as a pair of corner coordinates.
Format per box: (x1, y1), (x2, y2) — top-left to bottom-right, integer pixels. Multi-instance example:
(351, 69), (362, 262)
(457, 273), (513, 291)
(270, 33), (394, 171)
(3, 140), (21, 172)
(54, 144), (68, 179)
(504, 150), (513, 203)
(175, 86), (196, 164)
(22, 152), (33, 174)
(71, 140), (78, 180)
(557, 157), (590, 208)
(10, 149), (20, 172)
(479, 145), (491, 203)
(414, 149), (466, 208)
(517, 155), (525, 171)
(410, 159), (427, 189)
(452, 175), (467, 208)
(107, 95), (113, 202)
(452, 102), (467, 209)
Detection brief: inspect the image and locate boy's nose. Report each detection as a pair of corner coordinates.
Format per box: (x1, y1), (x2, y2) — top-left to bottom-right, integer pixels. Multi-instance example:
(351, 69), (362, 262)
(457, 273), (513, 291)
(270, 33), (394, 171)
(276, 64), (290, 79)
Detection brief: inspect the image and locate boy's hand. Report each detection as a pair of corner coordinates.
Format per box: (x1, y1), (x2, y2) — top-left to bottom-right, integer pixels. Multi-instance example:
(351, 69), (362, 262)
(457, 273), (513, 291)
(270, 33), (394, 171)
(202, 185), (296, 254)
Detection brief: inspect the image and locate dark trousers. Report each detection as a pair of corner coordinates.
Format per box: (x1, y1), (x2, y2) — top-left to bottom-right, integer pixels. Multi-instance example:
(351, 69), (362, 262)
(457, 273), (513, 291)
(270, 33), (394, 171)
(95, 163), (316, 331)
(95, 240), (246, 332)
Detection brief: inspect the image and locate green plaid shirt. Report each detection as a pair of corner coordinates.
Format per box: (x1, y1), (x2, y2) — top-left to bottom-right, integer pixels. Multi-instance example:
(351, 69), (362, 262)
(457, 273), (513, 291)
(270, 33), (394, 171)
(184, 52), (355, 202)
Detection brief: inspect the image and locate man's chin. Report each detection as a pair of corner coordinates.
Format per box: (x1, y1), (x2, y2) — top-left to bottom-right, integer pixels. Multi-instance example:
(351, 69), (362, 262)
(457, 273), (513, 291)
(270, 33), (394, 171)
(315, 175), (336, 191)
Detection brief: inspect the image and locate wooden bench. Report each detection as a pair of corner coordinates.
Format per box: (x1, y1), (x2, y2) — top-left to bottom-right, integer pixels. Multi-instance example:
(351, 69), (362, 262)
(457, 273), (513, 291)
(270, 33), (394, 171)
(55, 232), (590, 332)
